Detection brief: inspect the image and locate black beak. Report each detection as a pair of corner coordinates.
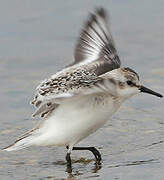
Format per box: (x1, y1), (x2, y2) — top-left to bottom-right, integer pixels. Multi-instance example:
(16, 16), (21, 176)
(140, 85), (163, 98)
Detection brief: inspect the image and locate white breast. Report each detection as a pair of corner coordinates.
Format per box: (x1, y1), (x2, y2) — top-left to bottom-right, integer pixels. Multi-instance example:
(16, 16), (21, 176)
(33, 94), (122, 147)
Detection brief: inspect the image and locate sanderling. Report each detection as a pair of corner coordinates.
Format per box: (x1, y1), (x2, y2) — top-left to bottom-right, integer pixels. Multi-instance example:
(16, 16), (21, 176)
(3, 8), (163, 171)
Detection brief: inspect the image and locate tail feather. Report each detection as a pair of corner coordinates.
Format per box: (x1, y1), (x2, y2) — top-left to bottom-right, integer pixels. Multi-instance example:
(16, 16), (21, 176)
(3, 135), (37, 152)
(3, 119), (44, 152)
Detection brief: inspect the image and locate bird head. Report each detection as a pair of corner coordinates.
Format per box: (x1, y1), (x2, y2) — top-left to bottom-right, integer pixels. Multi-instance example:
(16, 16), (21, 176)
(107, 67), (163, 99)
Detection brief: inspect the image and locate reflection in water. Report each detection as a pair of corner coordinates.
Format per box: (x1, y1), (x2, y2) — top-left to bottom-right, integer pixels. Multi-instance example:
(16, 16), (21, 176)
(40, 158), (158, 179)
(92, 163), (102, 173)
(65, 162), (101, 179)
(65, 158), (102, 174)
(37, 157), (102, 179)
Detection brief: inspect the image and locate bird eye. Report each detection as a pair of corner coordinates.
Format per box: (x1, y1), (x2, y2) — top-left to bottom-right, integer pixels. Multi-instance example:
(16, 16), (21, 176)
(127, 81), (133, 86)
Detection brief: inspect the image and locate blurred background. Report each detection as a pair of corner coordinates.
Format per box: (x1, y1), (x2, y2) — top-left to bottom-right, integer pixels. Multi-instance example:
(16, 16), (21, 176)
(0, 0), (164, 179)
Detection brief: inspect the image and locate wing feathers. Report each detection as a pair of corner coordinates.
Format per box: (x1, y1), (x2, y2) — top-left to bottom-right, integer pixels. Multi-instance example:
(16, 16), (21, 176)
(31, 8), (120, 118)
(32, 103), (58, 118)
(74, 7), (121, 68)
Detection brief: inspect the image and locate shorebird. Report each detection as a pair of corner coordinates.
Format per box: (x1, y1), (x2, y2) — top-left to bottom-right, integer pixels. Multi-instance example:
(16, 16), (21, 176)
(3, 8), (163, 171)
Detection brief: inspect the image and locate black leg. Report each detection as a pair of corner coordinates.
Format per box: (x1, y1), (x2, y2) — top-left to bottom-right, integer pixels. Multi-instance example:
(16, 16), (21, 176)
(66, 146), (102, 164)
(65, 153), (72, 173)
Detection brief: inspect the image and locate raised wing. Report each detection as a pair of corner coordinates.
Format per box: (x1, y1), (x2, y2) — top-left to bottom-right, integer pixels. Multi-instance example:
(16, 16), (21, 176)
(73, 8), (121, 69)
(31, 8), (121, 118)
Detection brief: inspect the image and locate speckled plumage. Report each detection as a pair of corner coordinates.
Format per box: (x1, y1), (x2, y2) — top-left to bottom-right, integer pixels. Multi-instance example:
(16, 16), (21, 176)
(4, 7), (162, 169)
(3, 7), (137, 150)
(31, 7), (121, 118)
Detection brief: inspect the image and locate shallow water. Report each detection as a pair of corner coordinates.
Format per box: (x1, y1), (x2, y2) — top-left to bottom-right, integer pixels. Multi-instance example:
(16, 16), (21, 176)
(0, 0), (164, 179)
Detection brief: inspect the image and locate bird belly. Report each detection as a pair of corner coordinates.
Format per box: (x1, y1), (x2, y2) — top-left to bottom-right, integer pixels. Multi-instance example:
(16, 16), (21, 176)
(34, 94), (120, 147)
